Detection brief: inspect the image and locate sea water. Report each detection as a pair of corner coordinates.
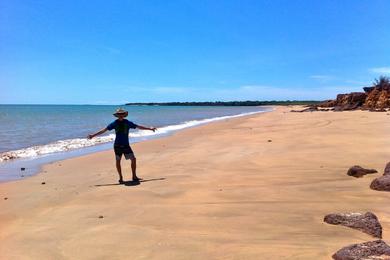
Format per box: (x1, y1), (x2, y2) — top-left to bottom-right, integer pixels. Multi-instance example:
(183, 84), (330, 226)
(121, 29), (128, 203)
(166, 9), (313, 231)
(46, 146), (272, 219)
(0, 105), (271, 181)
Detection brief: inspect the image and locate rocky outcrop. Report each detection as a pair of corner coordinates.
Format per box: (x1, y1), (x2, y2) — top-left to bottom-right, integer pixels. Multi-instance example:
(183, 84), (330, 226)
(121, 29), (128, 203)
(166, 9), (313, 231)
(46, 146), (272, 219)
(362, 82), (390, 111)
(332, 240), (390, 260)
(324, 212), (382, 238)
(319, 99), (337, 108)
(347, 166), (377, 178)
(334, 92), (367, 111)
(318, 93), (366, 111)
(317, 77), (390, 111)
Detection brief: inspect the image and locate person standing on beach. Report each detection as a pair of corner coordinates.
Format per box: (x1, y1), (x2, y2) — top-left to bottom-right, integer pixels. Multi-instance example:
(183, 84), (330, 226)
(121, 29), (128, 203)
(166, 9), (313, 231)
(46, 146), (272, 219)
(88, 108), (157, 183)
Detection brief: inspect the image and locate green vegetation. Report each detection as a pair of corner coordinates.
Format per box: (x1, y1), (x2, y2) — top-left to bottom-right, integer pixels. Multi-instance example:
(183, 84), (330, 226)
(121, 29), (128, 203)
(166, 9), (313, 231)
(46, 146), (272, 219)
(125, 100), (321, 106)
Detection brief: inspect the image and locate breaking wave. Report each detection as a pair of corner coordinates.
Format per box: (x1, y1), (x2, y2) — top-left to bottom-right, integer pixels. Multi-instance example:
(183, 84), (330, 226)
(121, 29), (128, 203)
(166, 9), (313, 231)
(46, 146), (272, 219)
(0, 110), (268, 162)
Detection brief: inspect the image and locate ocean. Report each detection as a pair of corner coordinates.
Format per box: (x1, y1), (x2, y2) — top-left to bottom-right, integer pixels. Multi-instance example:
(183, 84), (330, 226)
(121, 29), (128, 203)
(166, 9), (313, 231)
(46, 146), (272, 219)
(0, 104), (271, 181)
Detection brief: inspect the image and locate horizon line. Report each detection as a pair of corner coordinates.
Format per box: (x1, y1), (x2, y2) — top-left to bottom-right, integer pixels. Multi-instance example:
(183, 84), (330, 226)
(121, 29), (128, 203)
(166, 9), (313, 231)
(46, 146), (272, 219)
(0, 100), (323, 106)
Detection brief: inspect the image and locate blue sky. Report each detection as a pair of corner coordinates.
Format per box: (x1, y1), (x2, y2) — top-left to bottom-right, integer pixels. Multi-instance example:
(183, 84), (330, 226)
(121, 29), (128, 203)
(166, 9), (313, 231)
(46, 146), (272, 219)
(1, 0), (389, 104)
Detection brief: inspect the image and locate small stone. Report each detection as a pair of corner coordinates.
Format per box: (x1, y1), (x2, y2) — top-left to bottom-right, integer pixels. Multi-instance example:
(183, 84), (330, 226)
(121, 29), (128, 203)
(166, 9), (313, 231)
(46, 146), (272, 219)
(98, 215), (104, 219)
(21, 167), (25, 171)
(4, 197), (8, 200)
(347, 165), (377, 178)
(267, 140), (272, 142)
(324, 212), (382, 238)
(332, 240), (390, 260)
(41, 182), (46, 185)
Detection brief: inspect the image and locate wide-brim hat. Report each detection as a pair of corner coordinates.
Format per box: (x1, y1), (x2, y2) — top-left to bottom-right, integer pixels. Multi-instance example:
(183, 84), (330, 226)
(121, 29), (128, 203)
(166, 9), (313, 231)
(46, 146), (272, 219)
(113, 108), (128, 117)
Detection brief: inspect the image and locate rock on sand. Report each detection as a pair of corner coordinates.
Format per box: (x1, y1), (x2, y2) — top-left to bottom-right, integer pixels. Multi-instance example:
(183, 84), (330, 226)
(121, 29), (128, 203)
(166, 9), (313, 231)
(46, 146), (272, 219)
(324, 212), (382, 238)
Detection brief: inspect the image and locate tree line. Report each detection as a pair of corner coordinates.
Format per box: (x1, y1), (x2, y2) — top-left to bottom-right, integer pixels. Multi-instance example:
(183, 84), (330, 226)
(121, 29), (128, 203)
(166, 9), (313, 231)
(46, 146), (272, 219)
(125, 100), (321, 106)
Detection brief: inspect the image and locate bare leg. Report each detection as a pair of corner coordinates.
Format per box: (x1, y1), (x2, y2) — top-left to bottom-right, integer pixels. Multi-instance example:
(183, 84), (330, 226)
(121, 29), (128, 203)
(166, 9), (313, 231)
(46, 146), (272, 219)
(116, 159), (124, 183)
(131, 157), (138, 180)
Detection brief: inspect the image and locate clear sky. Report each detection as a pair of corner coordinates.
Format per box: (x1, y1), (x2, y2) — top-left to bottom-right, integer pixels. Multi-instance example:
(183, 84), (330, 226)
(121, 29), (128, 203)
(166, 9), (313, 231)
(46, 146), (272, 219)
(1, 0), (389, 104)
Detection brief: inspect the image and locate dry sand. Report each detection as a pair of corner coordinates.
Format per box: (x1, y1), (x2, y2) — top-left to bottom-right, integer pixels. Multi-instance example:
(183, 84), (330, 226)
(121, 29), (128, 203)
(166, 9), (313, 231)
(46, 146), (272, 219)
(1, 106), (390, 259)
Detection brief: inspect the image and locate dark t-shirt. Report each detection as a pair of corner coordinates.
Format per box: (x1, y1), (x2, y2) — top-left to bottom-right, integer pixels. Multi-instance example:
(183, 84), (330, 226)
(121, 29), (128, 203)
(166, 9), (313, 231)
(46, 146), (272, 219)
(107, 119), (138, 146)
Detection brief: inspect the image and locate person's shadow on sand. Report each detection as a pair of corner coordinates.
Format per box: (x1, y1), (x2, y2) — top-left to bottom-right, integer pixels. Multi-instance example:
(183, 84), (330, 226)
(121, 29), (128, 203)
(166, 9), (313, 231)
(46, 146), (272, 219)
(95, 177), (166, 187)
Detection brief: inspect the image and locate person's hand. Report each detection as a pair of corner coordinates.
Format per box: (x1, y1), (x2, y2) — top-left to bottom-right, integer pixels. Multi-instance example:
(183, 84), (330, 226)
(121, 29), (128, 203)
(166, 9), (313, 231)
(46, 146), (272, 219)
(87, 134), (94, 139)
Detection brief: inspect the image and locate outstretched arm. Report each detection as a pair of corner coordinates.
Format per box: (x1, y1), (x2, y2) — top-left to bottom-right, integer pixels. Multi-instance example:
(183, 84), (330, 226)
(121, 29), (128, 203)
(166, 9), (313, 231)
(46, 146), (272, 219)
(88, 127), (108, 139)
(137, 125), (157, 132)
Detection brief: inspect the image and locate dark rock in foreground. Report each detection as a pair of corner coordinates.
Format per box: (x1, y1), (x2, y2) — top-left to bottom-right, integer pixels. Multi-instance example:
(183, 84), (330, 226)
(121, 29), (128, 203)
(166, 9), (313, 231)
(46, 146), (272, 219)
(333, 240), (390, 260)
(384, 162), (390, 176)
(324, 212), (382, 238)
(370, 175), (390, 192)
(347, 166), (378, 178)
(369, 162), (390, 192)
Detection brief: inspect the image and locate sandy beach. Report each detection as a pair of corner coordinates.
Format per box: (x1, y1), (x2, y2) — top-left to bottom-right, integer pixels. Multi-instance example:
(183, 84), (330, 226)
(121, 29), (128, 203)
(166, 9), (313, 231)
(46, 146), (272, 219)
(1, 106), (390, 259)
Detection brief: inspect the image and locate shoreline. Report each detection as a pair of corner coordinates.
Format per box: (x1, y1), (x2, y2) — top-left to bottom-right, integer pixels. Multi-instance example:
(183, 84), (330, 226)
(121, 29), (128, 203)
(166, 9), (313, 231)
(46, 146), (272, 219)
(0, 107), (272, 183)
(1, 106), (390, 259)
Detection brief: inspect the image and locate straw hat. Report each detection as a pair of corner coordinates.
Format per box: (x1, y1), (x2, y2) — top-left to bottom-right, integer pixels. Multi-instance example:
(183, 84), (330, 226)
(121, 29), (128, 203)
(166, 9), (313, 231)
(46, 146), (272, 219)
(113, 108), (128, 117)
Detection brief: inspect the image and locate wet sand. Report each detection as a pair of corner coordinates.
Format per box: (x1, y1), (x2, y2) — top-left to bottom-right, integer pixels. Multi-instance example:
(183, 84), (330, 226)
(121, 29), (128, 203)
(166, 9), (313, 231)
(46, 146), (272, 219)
(1, 106), (390, 259)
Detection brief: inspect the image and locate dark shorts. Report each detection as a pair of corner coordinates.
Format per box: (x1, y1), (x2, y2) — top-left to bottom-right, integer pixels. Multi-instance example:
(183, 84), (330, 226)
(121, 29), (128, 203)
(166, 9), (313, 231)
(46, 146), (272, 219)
(114, 145), (135, 160)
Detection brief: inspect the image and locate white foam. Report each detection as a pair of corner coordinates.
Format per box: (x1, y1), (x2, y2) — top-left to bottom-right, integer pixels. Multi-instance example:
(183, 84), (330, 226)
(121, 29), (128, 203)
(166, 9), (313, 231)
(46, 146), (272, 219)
(0, 109), (270, 162)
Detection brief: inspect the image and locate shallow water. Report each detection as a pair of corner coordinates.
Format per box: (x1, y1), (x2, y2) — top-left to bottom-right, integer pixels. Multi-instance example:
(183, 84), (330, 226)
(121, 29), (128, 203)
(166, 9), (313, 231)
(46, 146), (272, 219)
(0, 105), (271, 181)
